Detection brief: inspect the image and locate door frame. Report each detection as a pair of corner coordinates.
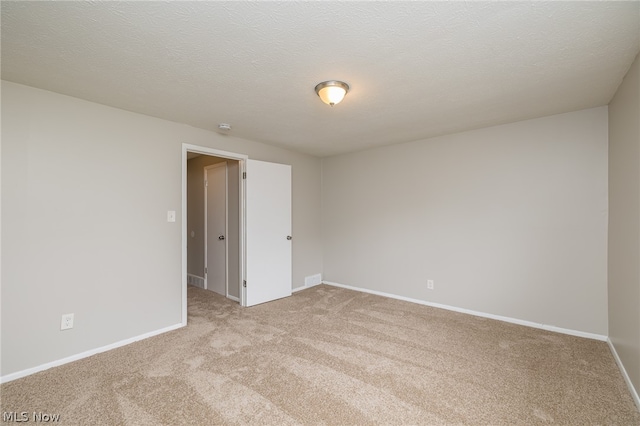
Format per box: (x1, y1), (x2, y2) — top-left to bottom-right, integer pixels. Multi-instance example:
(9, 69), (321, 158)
(182, 144), (247, 325)
(204, 162), (228, 296)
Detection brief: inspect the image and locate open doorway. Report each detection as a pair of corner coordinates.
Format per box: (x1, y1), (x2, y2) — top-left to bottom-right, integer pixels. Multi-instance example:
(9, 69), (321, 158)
(186, 153), (241, 301)
(181, 144), (293, 326)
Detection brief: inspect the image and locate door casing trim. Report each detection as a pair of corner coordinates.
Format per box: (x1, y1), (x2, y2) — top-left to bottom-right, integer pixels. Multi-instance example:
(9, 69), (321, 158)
(182, 144), (248, 325)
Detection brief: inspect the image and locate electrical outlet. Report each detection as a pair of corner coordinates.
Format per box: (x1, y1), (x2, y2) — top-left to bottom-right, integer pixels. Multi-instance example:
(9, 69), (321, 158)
(61, 313), (74, 330)
(427, 280), (434, 290)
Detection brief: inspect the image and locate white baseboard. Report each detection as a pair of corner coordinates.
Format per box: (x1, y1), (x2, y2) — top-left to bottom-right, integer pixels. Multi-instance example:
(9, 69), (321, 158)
(0, 323), (184, 384)
(227, 295), (240, 302)
(607, 338), (640, 410)
(292, 285), (307, 293)
(322, 281), (608, 342)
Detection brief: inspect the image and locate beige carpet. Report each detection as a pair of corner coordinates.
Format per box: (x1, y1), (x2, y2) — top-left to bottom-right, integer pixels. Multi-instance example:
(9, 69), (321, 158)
(1, 284), (639, 425)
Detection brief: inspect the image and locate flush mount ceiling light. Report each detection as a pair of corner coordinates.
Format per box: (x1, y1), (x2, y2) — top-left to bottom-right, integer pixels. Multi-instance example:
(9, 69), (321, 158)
(314, 80), (349, 106)
(218, 123), (231, 131)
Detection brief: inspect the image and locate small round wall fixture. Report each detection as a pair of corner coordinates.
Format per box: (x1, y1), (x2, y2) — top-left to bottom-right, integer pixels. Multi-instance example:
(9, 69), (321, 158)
(218, 123), (232, 131)
(315, 80), (349, 106)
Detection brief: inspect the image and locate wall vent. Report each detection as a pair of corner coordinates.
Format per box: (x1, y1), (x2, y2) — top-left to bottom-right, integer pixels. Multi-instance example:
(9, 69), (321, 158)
(304, 273), (322, 288)
(187, 274), (205, 289)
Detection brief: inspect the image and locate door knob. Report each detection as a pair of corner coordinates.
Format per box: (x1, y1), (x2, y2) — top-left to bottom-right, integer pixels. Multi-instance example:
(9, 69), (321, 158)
(218, 235), (225, 240)
(287, 236), (292, 240)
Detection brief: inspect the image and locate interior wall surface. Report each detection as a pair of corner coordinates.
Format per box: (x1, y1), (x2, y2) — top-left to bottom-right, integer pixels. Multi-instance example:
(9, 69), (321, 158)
(608, 52), (640, 399)
(322, 107), (609, 335)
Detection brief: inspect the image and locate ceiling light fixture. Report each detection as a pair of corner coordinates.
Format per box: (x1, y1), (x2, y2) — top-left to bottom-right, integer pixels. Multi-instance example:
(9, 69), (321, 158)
(314, 80), (349, 106)
(218, 123), (231, 131)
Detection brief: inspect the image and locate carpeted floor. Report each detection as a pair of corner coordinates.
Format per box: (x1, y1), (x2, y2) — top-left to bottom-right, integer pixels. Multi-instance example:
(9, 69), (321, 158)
(1, 284), (639, 425)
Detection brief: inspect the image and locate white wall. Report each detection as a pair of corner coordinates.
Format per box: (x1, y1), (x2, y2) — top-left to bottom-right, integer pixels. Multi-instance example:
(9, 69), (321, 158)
(1, 81), (323, 377)
(608, 52), (640, 398)
(322, 107), (609, 335)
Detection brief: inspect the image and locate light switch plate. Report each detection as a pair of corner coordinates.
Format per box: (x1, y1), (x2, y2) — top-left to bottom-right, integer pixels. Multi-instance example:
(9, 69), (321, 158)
(167, 211), (176, 222)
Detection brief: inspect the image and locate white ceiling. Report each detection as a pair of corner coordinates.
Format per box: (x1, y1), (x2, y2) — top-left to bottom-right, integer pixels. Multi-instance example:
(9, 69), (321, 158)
(2, 1), (639, 157)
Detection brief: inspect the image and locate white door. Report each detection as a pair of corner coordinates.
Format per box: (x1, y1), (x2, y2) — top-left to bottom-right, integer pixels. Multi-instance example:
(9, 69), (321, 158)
(205, 162), (227, 296)
(244, 159), (292, 306)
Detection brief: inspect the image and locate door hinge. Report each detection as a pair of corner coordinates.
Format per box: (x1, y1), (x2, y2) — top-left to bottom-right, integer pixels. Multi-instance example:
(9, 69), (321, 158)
(242, 172), (247, 179)
(204, 179), (208, 187)
(243, 280), (247, 288)
(205, 267), (208, 275)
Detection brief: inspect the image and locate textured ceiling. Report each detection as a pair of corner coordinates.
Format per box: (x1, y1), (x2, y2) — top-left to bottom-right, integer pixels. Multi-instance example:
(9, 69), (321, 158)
(2, 1), (639, 157)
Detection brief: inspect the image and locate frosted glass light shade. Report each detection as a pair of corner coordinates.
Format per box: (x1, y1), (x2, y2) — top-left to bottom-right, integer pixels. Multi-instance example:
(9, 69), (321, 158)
(315, 81), (349, 106)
